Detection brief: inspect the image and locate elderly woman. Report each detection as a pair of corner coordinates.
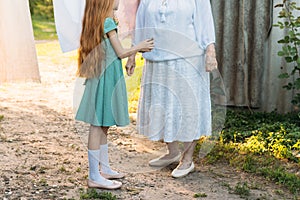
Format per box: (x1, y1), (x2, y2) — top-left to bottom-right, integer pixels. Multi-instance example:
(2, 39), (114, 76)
(126, 0), (218, 178)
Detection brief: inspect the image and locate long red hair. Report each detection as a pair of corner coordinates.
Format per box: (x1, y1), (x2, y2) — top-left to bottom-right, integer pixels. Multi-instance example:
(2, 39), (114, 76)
(77, 0), (114, 78)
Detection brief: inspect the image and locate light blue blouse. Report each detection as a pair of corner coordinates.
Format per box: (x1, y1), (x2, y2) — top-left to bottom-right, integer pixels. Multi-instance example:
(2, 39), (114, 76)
(134, 0), (216, 61)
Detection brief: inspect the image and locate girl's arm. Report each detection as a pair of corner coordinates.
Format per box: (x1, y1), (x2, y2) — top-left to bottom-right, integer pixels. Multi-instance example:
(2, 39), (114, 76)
(106, 30), (154, 59)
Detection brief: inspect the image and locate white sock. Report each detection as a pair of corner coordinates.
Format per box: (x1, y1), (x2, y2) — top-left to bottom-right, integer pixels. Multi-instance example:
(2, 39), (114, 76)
(99, 144), (119, 175)
(88, 149), (113, 185)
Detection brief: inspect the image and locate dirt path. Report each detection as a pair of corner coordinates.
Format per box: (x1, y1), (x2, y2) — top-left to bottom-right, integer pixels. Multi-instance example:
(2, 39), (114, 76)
(0, 41), (296, 200)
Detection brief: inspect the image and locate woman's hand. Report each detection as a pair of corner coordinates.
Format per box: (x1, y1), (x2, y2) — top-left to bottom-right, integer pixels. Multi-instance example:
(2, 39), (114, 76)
(205, 44), (218, 72)
(137, 38), (154, 53)
(125, 54), (136, 76)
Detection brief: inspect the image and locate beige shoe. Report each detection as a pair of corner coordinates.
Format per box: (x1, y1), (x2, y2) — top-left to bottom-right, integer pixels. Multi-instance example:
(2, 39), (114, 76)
(101, 172), (125, 179)
(171, 162), (195, 178)
(149, 153), (181, 167)
(87, 179), (122, 190)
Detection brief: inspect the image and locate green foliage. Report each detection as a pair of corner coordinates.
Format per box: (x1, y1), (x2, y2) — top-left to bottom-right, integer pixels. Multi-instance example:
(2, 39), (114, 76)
(200, 142), (300, 195)
(274, 0), (300, 107)
(29, 0), (54, 20)
(259, 167), (300, 194)
(0, 115), (3, 121)
(233, 182), (250, 198)
(242, 155), (259, 173)
(31, 15), (57, 40)
(79, 188), (117, 200)
(196, 109), (300, 194)
(193, 192), (207, 198)
(221, 110), (300, 162)
(30, 0), (57, 40)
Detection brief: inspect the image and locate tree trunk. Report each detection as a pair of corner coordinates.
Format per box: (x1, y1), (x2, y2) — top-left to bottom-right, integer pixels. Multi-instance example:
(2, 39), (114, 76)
(0, 0), (40, 84)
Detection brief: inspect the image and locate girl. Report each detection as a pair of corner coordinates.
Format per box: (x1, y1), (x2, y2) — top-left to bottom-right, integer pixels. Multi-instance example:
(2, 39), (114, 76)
(75, 0), (154, 189)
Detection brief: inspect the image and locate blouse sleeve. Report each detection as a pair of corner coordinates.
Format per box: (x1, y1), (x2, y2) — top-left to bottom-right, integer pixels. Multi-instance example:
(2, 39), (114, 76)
(104, 18), (117, 34)
(133, 0), (145, 45)
(193, 0), (216, 50)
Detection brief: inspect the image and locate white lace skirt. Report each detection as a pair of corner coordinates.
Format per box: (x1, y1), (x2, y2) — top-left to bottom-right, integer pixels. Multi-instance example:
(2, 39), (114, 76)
(137, 56), (212, 142)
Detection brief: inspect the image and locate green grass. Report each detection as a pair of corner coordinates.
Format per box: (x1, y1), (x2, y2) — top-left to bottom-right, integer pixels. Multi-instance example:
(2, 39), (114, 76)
(198, 141), (300, 195)
(195, 109), (300, 195)
(193, 192), (208, 198)
(233, 182), (250, 198)
(79, 188), (117, 200)
(31, 15), (57, 40)
(259, 167), (300, 194)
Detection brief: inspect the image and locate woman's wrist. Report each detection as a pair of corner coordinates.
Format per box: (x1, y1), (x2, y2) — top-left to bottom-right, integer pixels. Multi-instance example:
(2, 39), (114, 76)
(128, 54), (136, 61)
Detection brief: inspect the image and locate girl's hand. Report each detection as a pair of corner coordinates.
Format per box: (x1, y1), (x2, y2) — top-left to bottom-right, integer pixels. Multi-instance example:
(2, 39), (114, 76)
(125, 54), (136, 76)
(205, 44), (218, 72)
(138, 38), (154, 52)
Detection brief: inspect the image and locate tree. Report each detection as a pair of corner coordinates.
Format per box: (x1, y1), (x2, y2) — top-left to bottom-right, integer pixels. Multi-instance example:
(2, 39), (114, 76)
(0, 0), (40, 84)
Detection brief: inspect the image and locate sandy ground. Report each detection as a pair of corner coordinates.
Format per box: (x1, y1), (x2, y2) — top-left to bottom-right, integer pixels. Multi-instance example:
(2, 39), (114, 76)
(0, 41), (297, 200)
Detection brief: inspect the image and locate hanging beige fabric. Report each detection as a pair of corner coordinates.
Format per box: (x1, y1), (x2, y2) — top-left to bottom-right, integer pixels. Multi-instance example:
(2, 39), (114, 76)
(211, 0), (296, 113)
(211, 0), (272, 108)
(0, 0), (40, 84)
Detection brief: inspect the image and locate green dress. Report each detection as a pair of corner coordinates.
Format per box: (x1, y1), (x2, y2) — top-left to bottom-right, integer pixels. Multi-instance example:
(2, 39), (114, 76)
(75, 18), (129, 127)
